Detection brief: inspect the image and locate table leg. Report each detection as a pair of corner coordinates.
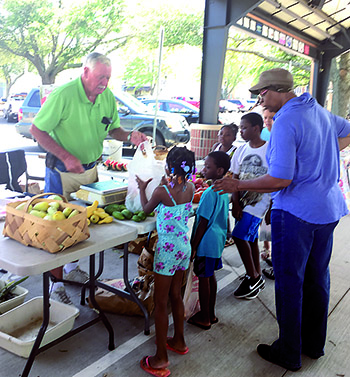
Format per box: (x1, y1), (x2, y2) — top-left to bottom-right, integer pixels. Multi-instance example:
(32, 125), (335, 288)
(88, 253), (115, 350)
(80, 251), (105, 305)
(122, 242), (150, 335)
(21, 271), (50, 377)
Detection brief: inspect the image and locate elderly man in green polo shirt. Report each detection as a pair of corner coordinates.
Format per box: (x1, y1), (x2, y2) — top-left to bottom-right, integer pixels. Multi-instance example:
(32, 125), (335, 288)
(30, 52), (147, 305)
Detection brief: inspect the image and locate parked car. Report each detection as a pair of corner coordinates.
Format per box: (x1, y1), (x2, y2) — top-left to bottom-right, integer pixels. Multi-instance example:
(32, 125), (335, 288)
(4, 94), (26, 123)
(227, 99), (248, 112)
(15, 88), (190, 148)
(218, 100), (241, 125)
(0, 98), (7, 115)
(174, 96), (200, 108)
(246, 98), (258, 110)
(141, 98), (199, 124)
(219, 100), (240, 113)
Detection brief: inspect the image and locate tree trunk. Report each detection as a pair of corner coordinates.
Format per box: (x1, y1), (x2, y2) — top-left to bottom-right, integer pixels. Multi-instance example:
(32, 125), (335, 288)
(330, 59), (339, 115)
(338, 52), (350, 118)
(41, 72), (56, 85)
(4, 71), (25, 97)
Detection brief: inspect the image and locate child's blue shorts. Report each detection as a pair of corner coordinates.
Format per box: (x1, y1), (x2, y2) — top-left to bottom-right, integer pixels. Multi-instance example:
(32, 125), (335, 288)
(231, 211), (262, 242)
(193, 256), (223, 278)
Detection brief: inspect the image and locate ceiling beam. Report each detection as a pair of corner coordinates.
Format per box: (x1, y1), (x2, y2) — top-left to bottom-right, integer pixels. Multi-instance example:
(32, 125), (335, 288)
(297, 0), (343, 34)
(264, 0), (338, 42)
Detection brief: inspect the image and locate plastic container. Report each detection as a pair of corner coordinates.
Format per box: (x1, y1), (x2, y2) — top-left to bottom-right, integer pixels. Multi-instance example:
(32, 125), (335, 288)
(0, 297), (79, 358)
(0, 280), (28, 315)
(103, 139), (123, 162)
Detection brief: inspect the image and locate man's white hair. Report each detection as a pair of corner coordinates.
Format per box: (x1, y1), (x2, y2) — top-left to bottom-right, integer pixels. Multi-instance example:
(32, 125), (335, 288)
(84, 52), (111, 69)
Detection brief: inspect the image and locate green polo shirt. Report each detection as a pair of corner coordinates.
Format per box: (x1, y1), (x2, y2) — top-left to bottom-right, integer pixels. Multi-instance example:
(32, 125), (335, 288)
(33, 77), (120, 164)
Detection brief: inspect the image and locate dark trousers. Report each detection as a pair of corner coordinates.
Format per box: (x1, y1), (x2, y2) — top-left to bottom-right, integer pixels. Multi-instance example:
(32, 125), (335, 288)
(270, 209), (338, 369)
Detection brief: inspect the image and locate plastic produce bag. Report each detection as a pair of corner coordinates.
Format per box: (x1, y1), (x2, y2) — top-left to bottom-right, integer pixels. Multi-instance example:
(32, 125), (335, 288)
(125, 140), (165, 213)
(183, 263), (200, 320)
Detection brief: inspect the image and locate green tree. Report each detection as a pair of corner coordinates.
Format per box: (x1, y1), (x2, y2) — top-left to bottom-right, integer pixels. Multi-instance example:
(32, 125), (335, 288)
(223, 32), (311, 98)
(0, 0), (127, 84)
(0, 52), (26, 98)
(123, 55), (165, 96)
(122, 7), (203, 94)
(329, 52), (350, 118)
(134, 7), (203, 49)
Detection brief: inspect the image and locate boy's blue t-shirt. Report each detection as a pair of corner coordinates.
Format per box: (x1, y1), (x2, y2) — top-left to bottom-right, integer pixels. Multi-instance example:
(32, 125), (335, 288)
(267, 92), (350, 224)
(192, 186), (229, 258)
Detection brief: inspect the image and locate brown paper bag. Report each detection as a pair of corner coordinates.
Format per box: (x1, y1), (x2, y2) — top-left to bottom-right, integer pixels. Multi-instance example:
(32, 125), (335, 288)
(88, 277), (154, 316)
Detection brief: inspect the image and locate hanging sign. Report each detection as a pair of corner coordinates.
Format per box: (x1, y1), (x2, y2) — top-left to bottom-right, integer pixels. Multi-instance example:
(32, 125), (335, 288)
(236, 14), (316, 58)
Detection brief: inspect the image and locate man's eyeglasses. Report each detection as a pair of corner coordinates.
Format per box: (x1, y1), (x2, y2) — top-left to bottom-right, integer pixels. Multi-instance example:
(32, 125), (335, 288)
(259, 88), (268, 98)
(258, 88), (269, 103)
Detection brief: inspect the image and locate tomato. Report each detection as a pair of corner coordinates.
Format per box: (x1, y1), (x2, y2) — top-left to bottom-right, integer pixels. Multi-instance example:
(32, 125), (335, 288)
(193, 189), (205, 203)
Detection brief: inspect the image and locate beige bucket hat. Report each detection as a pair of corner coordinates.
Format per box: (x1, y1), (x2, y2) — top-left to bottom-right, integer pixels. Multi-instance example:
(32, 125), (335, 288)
(249, 68), (294, 95)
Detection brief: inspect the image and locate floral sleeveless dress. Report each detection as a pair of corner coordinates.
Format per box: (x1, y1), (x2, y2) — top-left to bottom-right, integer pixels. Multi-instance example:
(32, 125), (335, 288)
(154, 185), (193, 276)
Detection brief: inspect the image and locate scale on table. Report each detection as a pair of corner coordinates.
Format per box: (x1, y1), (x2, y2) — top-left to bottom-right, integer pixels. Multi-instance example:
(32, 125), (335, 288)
(73, 180), (128, 205)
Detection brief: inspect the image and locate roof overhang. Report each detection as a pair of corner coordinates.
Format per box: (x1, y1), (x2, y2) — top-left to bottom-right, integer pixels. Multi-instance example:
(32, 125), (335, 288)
(199, 0), (350, 124)
(230, 0), (350, 59)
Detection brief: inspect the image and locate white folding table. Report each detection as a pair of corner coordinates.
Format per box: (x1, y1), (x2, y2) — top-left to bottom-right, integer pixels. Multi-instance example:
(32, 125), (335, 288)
(0, 222), (145, 377)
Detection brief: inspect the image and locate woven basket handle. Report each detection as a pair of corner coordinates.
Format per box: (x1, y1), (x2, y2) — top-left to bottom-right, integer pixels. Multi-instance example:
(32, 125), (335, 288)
(24, 192), (68, 212)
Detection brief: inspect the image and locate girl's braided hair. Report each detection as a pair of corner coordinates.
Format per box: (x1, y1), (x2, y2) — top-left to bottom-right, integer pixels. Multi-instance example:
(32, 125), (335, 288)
(166, 146), (196, 179)
(220, 123), (238, 137)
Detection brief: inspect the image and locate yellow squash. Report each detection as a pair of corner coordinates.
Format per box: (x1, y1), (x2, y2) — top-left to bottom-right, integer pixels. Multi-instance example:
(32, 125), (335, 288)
(86, 200), (99, 218)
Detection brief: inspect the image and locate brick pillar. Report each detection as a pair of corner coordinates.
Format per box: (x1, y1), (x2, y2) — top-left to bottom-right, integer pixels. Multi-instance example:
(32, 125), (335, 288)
(190, 124), (222, 160)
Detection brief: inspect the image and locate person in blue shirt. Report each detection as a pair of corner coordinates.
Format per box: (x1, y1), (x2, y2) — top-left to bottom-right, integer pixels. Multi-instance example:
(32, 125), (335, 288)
(213, 68), (350, 371)
(260, 109), (276, 272)
(260, 108), (275, 142)
(189, 151), (231, 330)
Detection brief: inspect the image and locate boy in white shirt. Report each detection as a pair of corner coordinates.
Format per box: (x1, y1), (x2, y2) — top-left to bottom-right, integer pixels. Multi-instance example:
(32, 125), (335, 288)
(230, 112), (271, 299)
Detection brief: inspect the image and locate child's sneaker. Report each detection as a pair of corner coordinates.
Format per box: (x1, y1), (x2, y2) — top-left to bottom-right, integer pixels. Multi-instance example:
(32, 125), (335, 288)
(63, 267), (89, 283)
(50, 286), (73, 305)
(245, 282), (265, 300)
(234, 275), (265, 298)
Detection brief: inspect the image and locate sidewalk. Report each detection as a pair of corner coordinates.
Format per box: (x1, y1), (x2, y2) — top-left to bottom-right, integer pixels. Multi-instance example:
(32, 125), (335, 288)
(1, 215), (349, 377)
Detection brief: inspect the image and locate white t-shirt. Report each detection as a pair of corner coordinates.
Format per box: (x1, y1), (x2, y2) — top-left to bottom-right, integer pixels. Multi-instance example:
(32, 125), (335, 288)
(213, 143), (237, 159)
(230, 142), (271, 218)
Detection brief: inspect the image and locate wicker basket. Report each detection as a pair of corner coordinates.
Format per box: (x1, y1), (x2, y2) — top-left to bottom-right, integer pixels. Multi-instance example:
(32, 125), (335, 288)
(2, 193), (90, 253)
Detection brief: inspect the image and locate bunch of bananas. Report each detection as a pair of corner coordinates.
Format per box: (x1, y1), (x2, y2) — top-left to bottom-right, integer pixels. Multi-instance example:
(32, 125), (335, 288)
(86, 200), (113, 225)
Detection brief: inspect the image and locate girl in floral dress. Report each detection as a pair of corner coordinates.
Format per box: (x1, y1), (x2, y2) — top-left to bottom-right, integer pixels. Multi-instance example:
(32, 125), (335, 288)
(136, 146), (195, 377)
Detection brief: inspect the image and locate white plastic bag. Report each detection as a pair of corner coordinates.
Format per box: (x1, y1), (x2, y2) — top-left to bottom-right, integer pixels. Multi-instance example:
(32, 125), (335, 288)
(125, 141), (165, 213)
(183, 262), (200, 320)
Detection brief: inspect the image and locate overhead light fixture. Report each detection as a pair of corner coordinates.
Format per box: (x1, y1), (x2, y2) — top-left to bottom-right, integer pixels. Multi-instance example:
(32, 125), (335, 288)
(308, 0), (325, 9)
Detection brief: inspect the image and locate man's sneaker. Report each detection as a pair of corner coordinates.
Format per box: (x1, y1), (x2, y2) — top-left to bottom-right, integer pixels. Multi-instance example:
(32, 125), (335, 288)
(262, 267), (275, 280)
(234, 275), (265, 298)
(245, 281), (265, 300)
(50, 286), (73, 305)
(63, 267), (89, 283)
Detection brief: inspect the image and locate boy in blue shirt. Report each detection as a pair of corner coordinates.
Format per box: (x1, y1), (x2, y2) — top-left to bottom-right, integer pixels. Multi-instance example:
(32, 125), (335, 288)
(189, 151), (231, 330)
